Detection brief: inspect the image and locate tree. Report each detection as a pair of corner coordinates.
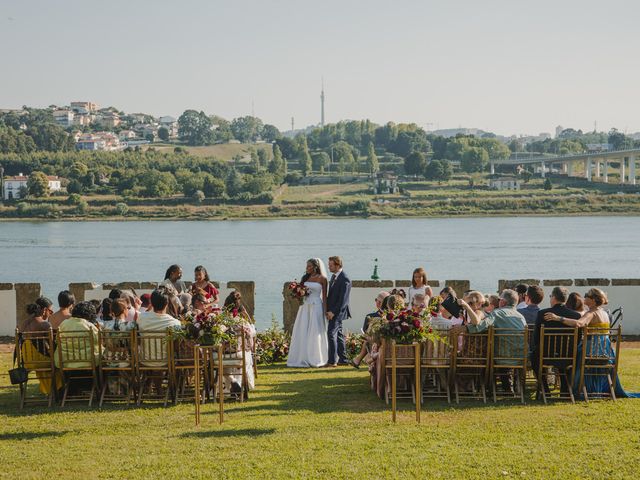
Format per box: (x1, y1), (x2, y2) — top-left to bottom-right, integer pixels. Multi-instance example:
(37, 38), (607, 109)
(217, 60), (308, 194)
(299, 137), (312, 176)
(261, 124), (281, 142)
(140, 170), (178, 197)
(27, 171), (50, 197)
(365, 142), (379, 174)
(244, 174), (274, 195)
(178, 110), (214, 146)
(424, 159), (452, 182)
(268, 144), (286, 177)
(275, 137), (298, 160)
(26, 124), (74, 151)
(543, 178), (552, 190)
(203, 175), (225, 197)
(257, 148), (270, 168)
(230, 116), (264, 143)
(461, 147), (489, 173)
(404, 151), (427, 176)
(210, 115), (233, 143)
(157, 126), (169, 142)
(225, 168), (244, 197)
(311, 152), (330, 173)
(115, 202), (128, 215)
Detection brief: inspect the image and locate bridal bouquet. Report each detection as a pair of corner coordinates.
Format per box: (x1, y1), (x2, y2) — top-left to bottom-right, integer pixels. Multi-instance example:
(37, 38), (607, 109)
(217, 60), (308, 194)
(288, 281), (310, 305)
(179, 309), (241, 346)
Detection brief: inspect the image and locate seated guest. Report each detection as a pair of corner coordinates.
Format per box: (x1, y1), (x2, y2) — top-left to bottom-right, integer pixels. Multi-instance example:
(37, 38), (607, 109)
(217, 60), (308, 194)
(140, 293), (152, 311)
(484, 294), (500, 314)
(55, 301), (100, 369)
(352, 291), (389, 369)
(224, 290), (250, 320)
(191, 291), (210, 320)
(137, 289), (182, 333)
(192, 265), (219, 304)
(531, 286), (581, 392)
(439, 286), (456, 301)
(408, 267), (433, 305)
(515, 283), (529, 310)
(88, 300), (101, 323)
(411, 293), (428, 315)
(518, 285), (544, 326)
(49, 290), (75, 330)
(159, 264), (188, 294)
(459, 291), (486, 324)
(223, 290), (257, 391)
(20, 297), (53, 332)
(458, 289), (526, 391)
(108, 289), (123, 300)
(566, 292), (587, 315)
(103, 299), (136, 331)
(119, 291), (139, 323)
(97, 298), (113, 326)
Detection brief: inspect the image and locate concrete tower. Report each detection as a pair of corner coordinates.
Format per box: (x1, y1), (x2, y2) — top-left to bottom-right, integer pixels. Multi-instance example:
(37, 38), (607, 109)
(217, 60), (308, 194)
(320, 77), (325, 127)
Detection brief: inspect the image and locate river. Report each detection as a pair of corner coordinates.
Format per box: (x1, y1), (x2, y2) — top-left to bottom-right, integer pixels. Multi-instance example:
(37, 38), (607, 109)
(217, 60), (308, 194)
(1, 216), (638, 330)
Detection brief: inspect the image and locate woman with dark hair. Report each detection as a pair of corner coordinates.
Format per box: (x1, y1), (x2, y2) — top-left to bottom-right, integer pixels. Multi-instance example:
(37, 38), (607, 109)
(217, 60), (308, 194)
(566, 292), (587, 315)
(20, 297), (63, 395)
(191, 265), (219, 304)
(55, 301), (100, 369)
(224, 290), (256, 391)
(159, 264), (187, 294)
(224, 291), (250, 320)
(98, 298), (113, 325)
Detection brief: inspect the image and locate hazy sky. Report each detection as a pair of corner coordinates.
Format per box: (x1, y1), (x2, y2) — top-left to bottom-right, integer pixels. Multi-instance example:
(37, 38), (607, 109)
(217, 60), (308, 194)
(1, 0), (639, 135)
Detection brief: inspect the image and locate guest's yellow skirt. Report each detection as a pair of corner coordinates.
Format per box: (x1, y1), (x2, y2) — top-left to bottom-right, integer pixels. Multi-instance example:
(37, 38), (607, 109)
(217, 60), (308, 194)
(22, 342), (63, 395)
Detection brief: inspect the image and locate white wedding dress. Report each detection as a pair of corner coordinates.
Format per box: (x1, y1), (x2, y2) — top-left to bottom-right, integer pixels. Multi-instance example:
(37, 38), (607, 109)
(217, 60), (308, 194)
(287, 281), (329, 368)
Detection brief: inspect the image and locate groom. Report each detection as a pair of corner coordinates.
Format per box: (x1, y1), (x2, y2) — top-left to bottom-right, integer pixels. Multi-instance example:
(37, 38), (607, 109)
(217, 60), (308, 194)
(326, 256), (351, 367)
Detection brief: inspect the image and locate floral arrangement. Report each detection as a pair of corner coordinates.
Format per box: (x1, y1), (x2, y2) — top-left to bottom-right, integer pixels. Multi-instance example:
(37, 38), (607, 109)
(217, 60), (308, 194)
(374, 308), (441, 344)
(345, 332), (365, 360)
(255, 319), (290, 365)
(428, 295), (442, 317)
(178, 309), (241, 346)
(288, 281), (310, 305)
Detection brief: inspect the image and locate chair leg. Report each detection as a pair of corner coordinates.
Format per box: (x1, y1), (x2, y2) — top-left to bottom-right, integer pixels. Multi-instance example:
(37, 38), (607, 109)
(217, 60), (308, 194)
(99, 383), (107, 408)
(19, 382), (26, 410)
(492, 377), (498, 403)
(608, 374), (617, 401)
(481, 381), (487, 404)
(454, 380), (460, 404)
(582, 385), (588, 403)
(519, 372), (525, 404)
(61, 383), (69, 407)
(88, 378), (96, 407)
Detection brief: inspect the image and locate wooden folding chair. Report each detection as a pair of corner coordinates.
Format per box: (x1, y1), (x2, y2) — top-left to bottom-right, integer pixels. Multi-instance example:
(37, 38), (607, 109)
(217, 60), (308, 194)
(171, 336), (207, 404)
(383, 339), (421, 423)
(489, 327), (528, 404)
(451, 330), (490, 404)
(577, 325), (621, 402)
(420, 329), (452, 404)
(537, 326), (579, 404)
(98, 330), (137, 407)
(56, 329), (99, 407)
(210, 332), (248, 403)
(16, 328), (58, 408)
(136, 330), (173, 406)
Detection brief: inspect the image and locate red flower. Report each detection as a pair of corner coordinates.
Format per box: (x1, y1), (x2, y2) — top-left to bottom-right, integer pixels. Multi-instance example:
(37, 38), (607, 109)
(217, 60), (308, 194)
(413, 320), (421, 328)
(386, 312), (395, 321)
(428, 327), (433, 333)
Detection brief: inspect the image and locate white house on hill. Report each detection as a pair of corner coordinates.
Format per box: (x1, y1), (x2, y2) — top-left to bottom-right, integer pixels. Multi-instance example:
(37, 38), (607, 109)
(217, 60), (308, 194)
(3, 174), (63, 200)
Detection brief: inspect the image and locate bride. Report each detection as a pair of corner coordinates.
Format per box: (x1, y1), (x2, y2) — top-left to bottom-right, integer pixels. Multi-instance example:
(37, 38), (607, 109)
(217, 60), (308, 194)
(287, 258), (329, 368)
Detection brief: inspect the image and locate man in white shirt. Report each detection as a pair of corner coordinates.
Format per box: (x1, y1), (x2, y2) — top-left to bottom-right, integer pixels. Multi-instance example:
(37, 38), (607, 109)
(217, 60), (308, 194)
(138, 289), (182, 368)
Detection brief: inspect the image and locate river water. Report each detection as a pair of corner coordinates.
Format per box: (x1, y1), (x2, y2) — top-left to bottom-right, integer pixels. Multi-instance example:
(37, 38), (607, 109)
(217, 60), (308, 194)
(0, 217), (638, 330)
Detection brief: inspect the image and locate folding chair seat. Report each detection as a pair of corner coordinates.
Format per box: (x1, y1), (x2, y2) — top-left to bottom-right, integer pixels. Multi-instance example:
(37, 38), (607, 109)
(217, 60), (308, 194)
(56, 329), (99, 407)
(577, 325), (621, 402)
(420, 328), (452, 404)
(98, 330), (137, 406)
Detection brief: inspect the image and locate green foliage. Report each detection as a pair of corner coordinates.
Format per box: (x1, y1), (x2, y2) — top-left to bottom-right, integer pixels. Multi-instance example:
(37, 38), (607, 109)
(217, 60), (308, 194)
(66, 193), (82, 205)
(27, 171), (49, 197)
(311, 151), (330, 173)
(192, 190), (205, 203)
(177, 110), (213, 146)
(404, 151), (427, 176)
(244, 173), (274, 195)
(268, 144), (286, 178)
(254, 319), (291, 365)
(424, 159), (452, 182)
(261, 124), (281, 142)
(140, 170), (178, 197)
(365, 142), (379, 174)
(461, 147), (489, 173)
(230, 116), (264, 143)
(543, 178), (552, 190)
(299, 137), (312, 176)
(257, 148), (270, 167)
(203, 175), (225, 198)
(115, 202), (128, 215)
(157, 126), (169, 142)
(225, 168), (244, 197)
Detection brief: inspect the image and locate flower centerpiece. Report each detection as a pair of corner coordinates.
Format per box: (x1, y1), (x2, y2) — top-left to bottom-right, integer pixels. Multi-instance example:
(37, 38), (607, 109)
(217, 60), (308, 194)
(179, 309), (241, 346)
(288, 281), (310, 305)
(428, 295), (442, 317)
(377, 308), (440, 345)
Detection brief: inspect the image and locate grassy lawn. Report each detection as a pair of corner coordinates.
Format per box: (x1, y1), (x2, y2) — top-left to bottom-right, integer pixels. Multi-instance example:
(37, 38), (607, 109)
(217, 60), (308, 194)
(151, 143), (273, 161)
(1, 346), (639, 479)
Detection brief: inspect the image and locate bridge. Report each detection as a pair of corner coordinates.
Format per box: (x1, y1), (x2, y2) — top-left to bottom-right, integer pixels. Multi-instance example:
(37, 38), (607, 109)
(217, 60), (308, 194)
(490, 148), (640, 184)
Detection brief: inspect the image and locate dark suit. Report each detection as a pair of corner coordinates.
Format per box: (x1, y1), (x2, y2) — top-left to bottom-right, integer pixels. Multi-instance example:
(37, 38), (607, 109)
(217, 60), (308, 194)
(327, 270), (351, 365)
(532, 303), (581, 392)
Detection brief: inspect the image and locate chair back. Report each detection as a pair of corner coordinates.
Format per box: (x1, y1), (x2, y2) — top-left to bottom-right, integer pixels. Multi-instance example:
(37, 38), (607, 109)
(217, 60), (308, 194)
(421, 328), (452, 367)
(491, 327), (528, 369)
(99, 330), (136, 370)
(56, 329), (97, 371)
(18, 328), (56, 372)
(538, 326), (579, 369)
(581, 325), (621, 369)
(452, 330), (490, 369)
(137, 330), (173, 368)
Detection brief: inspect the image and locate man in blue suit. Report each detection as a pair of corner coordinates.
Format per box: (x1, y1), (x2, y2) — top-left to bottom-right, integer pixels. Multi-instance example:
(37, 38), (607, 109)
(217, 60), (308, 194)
(326, 256), (351, 366)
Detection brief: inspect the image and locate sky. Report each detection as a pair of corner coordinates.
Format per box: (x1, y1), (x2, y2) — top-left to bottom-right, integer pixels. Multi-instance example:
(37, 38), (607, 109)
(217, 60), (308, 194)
(1, 0), (639, 136)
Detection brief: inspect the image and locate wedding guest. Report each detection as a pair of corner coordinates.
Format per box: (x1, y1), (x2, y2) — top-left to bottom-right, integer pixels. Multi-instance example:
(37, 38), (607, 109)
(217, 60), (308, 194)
(224, 290), (256, 391)
(49, 290), (75, 330)
(385, 294), (405, 311)
(458, 289), (526, 392)
(108, 289), (123, 300)
(191, 291), (209, 320)
(224, 290), (250, 320)
(192, 265), (219, 304)
(140, 293), (152, 311)
(411, 293), (428, 315)
(566, 292), (587, 315)
(462, 291), (486, 324)
(119, 291), (140, 323)
(518, 285), (544, 326)
(98, 298), (113, 325)
(439, 286), (456, 301)
(55, 302), (100, 368)
(389, 288), (407, 300)
(160, 264), (188, 294)
(408, 268), (433, 305)
(531, 286), (581, 393)
(89, 300), (101, 323)
(484, 294), (500, 314)
(352, 291), (389, 369)
(137, 289), (182, 332)
(515, 283), (529, 309)
(20, 297), (63, 395)
(103, 299), (136, 331)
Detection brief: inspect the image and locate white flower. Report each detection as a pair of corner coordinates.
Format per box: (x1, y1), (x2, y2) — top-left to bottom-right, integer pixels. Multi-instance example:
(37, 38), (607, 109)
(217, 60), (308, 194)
(219, 325), (228, 333)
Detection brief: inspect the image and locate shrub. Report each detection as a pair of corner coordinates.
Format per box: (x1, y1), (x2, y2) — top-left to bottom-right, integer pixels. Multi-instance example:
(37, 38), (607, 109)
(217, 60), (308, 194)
(115, 202), (128, 216)
(66, 193), (82, 205)
(255, 319), (290, 365)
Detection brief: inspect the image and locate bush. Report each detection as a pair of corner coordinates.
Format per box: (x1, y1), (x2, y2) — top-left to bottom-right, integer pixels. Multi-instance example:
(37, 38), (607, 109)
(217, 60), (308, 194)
(15, 202), (60, 218)
(284, 172), (302, 185)
(115, 202), (128, 216)
(66, 193), (82, 205)
(193, 190), (205, 203)
(255, 319), (290, 365)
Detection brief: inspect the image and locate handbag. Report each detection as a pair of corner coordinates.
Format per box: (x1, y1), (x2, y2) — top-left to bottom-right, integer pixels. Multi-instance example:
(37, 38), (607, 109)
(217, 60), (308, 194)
(9, 333), (28, 385)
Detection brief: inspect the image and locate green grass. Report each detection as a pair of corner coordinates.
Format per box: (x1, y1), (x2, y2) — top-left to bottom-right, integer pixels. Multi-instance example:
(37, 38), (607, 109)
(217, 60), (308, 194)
(1, 346), (639, 479)
(151, 143), (273, 161)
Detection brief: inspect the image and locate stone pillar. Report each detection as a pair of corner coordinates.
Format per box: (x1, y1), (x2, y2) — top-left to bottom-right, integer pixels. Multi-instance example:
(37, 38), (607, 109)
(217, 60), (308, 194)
(444, 280), (471, 297)
(594, 160), (601, 178)
(540, 162), (545, 178)
(620, 157), (626, 184)
(567, 161), (574, 177)
(562, 163), (568, 174)
(15, 283), (41, 329)
(283, 282), (300, 334)
(227, 281), (255, 317)
(603, 159), (609, 183)
(584, 159), (592, 181)
(490, 162), (495, 175)
(68, 282), (99, 303)
(630, 156), (636, 185)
